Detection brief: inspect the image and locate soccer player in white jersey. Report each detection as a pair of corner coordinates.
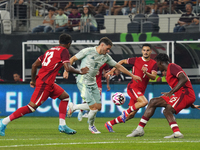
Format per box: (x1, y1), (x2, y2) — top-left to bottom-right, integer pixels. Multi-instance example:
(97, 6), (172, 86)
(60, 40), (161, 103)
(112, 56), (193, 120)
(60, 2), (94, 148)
(64, 37), (142, 134)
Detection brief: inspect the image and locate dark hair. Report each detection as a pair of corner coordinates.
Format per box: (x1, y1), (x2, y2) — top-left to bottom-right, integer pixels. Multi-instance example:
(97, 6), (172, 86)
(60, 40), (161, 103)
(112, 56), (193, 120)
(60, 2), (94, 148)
(82, 6), (94, 17)
(58, 7), (64, 11)
(99, 37), (113, 46)
(155, 53), (169, 62)
(59, 34), (72, 45)
(72, 6), (78, 10)
(48, 7), (56, 12)
(142, 44), (152, 49)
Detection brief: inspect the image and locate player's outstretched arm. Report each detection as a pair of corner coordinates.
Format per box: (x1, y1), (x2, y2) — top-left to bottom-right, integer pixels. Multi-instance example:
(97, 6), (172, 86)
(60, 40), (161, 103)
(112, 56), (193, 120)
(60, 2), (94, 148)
(191, 104), (200, 110)
(105, 59), (127, 78)
(64, 62), (89, 75)
(114, 63), (141, 82)
(30, 59), (41, 88)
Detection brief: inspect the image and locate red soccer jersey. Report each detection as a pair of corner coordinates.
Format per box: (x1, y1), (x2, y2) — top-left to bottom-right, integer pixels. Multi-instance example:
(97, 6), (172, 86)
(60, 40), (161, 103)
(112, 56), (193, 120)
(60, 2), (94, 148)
(37, 46), (70, 85)
(166, 63), (195, 94)
(127, 57), (157, 93)
(96, 63), (110, 88)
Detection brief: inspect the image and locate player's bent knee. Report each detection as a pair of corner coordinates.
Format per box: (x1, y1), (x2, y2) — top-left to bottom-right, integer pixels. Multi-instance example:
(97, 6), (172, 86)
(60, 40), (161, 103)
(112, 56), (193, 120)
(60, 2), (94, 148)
(27, 104), (36, 112)
(62, 97), (69, 101)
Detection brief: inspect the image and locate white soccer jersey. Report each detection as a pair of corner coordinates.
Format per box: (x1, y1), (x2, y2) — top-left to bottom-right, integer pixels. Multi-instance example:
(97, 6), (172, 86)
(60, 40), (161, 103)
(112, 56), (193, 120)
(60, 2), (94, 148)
(75, 46), (117, 85)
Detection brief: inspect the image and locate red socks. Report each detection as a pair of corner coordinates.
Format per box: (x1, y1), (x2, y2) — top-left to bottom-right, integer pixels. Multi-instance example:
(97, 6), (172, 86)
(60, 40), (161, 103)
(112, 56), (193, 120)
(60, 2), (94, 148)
(9, 105), (32, 121)
(59, 100), (69, 119)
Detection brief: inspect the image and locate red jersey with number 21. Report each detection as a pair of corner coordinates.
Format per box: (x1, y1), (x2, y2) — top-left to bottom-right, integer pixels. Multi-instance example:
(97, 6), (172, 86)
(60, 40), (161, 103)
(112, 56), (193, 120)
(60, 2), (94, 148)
(127, 57), (157, 93)
(37, 46), (70, 85)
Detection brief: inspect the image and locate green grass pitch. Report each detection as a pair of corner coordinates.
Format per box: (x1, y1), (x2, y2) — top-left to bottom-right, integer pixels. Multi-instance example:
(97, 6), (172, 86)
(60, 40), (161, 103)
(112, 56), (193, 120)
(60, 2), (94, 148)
(0, 117), (200, 150)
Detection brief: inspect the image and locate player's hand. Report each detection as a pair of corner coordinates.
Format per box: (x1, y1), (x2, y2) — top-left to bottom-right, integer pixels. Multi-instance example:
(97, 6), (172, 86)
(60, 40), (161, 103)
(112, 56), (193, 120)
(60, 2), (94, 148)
(105, 71), (114, 78)
(161, 91), (173, 98)
(80, 67), (89, 75)
(191, 104), (200, 110)
(132, 75), (142, 83)
(63, 71), (69, 79)
(141, 65), (147, 74)
(107, 85), (111, 91)
(30, 81), (36, 88)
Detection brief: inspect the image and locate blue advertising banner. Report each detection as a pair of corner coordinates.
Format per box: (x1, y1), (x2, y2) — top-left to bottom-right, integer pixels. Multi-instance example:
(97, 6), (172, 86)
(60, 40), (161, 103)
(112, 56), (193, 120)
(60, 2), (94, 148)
(0, 84), (200, 118)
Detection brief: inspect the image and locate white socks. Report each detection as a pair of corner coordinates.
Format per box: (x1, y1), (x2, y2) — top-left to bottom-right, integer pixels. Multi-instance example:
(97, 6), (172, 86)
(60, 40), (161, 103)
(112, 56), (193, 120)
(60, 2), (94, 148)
(59, 118), (66, 126)
(136, 125), (143, 131)
(2, 116), (10, 125)
(73, 103), (90, 111)
(88, 109), (98, 126)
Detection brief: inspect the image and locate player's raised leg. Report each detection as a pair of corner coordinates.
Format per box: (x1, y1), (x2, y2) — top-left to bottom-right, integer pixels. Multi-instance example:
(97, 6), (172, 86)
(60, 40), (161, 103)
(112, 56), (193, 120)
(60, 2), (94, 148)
(67, 102), (89, 118)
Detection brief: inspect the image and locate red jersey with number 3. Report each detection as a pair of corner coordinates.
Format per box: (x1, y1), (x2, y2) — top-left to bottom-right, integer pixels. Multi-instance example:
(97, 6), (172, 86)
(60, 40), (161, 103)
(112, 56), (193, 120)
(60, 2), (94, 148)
(166, 63), (195, 94)
(37, 46), (70, 85)
(127, 57), (157, 93)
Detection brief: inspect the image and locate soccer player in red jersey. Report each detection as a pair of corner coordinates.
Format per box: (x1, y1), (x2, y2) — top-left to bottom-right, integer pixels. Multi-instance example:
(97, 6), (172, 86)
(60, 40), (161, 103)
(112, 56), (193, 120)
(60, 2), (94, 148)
(105, 44), (158, 133)
(127, 53), (199, 138)
(0, 33), (88, 136)
(96, 63), (110, 94)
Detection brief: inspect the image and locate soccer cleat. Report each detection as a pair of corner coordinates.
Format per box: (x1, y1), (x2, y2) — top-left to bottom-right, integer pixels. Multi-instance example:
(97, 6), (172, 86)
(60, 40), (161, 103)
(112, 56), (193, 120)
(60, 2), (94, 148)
(77, 111), (83, 121)
(67, 102), (74, 118)
(126, 129), (145, 137)
(121, 111), (128, 123)
(89, 125), (101, 134)
(82, 112), (89, 118)
(58, 125), (77, 134)
(164, 132), (184, 139)
(0, 119), (7, 136)
(104, 122), (114, 132)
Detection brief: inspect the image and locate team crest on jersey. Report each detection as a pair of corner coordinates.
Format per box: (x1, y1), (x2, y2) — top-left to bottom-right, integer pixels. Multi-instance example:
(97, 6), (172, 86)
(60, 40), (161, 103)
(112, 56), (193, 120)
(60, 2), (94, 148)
(101, 57), (105, 62)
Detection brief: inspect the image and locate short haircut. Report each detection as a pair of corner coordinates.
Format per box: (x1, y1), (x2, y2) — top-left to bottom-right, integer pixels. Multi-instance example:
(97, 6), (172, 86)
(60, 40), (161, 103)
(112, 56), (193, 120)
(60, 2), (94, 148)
(48, 7), (56, 12)
(155, 53), (170, 62)
(58, 7), (64, 11)
(185, 3), (193, 10)
(59, 33), (72, 45)
(142, 44), (152, 49)
(99, 37), (113, 46)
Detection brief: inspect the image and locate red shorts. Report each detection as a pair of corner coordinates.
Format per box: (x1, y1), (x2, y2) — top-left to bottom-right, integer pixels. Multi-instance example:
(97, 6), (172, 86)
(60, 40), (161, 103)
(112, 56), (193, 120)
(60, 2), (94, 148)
(127, 86), (144, 106)
(30, 82), (64, 106)
(161, 89), (195, 114)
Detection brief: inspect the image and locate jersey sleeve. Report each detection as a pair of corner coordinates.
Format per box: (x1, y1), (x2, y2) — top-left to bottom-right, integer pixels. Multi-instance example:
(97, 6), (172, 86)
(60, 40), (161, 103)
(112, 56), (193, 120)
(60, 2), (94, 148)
(170, 63), (183, 77)
(75, 48), (90, 60)
(151, 62), (158, 73)
(61, 49), (70, 63)
(38, 54), (44, 62)
(106, 55), (117, 67)
(127, 57), (136, 65)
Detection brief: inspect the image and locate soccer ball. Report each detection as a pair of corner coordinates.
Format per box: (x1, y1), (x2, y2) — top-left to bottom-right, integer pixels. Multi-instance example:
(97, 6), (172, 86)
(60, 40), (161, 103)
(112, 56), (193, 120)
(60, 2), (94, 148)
(112, 92), (126, 105)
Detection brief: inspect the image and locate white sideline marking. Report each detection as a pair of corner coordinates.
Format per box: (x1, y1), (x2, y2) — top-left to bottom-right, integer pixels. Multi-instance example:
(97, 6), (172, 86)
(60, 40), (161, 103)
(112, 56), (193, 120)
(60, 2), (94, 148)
(0, 141), (200, 148)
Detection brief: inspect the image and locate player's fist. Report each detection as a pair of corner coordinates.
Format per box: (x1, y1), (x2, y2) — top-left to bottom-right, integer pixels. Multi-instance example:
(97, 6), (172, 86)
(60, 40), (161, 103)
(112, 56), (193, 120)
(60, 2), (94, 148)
(30, 81), (36, 88)
(63, 71), (69, 79)
(80, 67), (89, 75)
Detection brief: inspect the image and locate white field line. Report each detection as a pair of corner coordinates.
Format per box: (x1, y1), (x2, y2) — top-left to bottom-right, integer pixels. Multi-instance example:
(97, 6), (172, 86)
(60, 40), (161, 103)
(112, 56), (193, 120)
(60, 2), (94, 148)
(0, 140), (200, 148)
